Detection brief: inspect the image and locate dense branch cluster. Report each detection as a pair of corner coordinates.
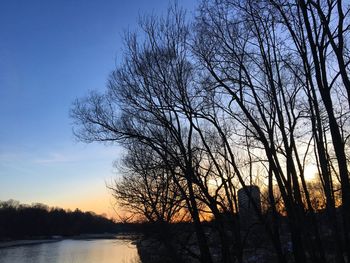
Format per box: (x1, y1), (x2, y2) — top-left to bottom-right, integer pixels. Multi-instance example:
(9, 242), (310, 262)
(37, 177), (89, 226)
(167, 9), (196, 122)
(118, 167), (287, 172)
(71, 1), (350, 263)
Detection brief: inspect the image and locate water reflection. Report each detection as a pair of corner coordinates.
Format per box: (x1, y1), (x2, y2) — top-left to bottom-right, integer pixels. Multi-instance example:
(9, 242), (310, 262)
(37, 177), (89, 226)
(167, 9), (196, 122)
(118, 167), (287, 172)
(0, 238), (140, 263)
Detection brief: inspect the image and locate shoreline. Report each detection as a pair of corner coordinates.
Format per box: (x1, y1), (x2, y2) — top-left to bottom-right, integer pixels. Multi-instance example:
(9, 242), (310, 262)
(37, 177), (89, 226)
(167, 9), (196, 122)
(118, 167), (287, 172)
(0, 239), (62, 249)
(0, 233), (130, 249)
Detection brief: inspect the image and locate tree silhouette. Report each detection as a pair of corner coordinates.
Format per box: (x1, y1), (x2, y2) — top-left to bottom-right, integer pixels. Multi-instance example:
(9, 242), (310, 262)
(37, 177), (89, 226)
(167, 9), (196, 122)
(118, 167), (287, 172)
(71, 1), (350, 263)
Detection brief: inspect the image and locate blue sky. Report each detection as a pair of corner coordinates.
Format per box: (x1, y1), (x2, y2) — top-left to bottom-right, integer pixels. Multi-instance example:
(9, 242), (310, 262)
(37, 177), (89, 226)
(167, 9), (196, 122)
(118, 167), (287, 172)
(0, 0), (196, 217)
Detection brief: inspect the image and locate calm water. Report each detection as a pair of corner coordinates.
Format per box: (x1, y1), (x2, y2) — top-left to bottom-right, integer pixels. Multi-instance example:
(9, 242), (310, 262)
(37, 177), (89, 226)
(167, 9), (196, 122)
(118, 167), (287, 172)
(0, 237), (140, 263)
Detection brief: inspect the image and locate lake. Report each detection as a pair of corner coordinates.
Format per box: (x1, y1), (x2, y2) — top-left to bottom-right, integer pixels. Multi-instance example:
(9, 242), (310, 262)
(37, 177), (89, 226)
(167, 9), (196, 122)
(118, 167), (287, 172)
(0, 236), (140, 263)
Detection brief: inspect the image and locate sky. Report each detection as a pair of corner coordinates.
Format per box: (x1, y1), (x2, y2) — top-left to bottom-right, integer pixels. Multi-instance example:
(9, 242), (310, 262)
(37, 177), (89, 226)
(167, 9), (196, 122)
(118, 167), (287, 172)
(0, 0), (197, 218)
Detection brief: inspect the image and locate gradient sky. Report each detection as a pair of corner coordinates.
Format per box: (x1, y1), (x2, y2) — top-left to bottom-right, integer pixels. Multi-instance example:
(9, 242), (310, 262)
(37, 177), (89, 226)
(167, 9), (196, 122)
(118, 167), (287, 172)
(0, 0), (196, 218)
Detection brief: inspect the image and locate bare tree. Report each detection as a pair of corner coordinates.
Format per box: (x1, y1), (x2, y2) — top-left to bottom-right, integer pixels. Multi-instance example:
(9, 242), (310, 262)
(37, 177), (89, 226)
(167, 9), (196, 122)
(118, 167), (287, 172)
(192, 0), (350, 262)
(268, 0), (350, 261)
(72, 7), (214, 263)
(109, 141), (186, 223)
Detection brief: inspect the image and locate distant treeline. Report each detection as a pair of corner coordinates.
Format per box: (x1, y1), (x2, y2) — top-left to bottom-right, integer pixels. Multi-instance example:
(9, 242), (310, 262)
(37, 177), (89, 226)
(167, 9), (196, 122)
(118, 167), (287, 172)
(0, 200), (117, 240)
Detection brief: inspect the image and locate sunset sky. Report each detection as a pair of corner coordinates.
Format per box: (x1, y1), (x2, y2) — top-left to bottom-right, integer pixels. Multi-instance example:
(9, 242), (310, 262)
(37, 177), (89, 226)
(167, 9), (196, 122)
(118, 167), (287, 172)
(0, 0), (196, 218)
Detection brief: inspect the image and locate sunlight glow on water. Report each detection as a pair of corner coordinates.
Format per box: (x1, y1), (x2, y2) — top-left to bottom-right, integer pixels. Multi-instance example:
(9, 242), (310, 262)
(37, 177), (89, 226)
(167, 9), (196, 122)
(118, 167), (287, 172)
(0, 238), (140, 263)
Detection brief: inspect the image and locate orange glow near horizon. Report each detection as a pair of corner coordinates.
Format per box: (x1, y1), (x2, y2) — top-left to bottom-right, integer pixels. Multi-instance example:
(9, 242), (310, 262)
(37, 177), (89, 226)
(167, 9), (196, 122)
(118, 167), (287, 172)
(67, 199), (117, 219)
(35, 190), (119, 219)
